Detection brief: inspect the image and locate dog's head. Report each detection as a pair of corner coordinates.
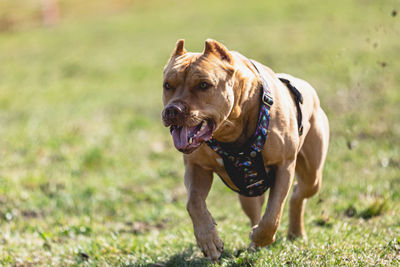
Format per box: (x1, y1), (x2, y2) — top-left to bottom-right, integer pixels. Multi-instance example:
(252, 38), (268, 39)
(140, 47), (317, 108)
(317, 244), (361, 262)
(162, 39), (236, 153)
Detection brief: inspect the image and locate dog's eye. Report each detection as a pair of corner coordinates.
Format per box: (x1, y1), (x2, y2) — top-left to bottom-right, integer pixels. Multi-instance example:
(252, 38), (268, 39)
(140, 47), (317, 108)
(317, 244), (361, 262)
(164, 82), (172, 90)
(199, 82), (211, 90)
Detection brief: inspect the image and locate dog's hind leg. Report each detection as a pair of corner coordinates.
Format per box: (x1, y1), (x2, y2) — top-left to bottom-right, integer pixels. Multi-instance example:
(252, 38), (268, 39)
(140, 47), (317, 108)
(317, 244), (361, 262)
(288, 107), (329, 239)
(239, 194), (265, 226)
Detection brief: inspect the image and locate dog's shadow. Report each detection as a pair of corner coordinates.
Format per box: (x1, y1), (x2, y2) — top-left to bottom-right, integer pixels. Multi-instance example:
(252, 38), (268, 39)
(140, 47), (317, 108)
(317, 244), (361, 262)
(145, 245), (257, 267)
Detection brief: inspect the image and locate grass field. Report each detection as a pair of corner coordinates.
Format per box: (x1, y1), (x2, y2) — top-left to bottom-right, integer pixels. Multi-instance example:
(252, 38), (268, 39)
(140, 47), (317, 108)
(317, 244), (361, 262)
(0, 0), (399, 265)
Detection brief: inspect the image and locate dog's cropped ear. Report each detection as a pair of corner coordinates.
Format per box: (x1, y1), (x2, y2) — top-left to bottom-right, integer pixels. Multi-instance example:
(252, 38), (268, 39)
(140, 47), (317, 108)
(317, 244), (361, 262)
(171, 39), (187, 57)
(203, 39), (233, 64)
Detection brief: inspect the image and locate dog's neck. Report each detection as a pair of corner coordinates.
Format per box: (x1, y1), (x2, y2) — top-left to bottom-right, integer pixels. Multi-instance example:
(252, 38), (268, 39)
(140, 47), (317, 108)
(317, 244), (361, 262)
(211, 55), (262, 147)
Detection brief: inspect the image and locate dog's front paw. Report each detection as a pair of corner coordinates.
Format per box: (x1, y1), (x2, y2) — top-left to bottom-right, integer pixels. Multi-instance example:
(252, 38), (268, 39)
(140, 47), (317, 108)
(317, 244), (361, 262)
(250, 224), (275, 248)
(194, 226), (224, 261)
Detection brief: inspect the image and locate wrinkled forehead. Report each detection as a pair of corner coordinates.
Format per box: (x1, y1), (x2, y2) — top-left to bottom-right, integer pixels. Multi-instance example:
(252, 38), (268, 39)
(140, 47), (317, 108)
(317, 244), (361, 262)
(163, 53), (225, 82)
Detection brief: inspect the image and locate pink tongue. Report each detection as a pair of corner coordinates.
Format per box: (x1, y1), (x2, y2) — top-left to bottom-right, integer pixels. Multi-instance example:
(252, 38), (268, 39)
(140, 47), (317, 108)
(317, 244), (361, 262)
(171, 127), (188, 150)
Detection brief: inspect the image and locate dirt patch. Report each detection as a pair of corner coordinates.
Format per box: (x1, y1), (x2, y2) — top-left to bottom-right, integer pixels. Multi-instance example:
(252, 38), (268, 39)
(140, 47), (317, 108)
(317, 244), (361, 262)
(21, 209), (45, 218)
(123, 219), (169, 235)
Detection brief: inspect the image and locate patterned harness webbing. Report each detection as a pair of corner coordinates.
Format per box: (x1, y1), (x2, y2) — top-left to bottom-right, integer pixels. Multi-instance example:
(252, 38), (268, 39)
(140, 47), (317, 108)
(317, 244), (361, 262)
(206, 60), (304, 197)
(205, 60), (276, 197)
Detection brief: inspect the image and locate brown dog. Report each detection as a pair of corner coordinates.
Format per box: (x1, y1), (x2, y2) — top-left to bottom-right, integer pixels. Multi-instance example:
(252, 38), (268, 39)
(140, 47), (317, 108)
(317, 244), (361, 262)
(161, 39), (329, 261)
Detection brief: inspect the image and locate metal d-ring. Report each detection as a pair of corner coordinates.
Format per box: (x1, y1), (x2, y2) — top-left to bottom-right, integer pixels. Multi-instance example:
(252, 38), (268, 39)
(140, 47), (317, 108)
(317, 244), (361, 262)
(262, 91), (274, 107)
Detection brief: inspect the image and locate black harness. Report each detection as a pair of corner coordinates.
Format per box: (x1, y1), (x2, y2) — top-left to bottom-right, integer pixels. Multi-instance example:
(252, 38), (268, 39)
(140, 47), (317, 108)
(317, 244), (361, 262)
(279, 77), (304, 136)
(206, 60), (304, 197)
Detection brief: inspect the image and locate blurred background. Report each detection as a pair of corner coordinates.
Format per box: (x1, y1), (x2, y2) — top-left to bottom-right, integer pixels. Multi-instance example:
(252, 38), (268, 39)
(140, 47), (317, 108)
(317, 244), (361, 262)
(0, 0), (399, 265)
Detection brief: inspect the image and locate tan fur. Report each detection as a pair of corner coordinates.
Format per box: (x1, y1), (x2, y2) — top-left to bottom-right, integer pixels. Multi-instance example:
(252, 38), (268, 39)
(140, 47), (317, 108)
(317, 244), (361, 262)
(162, 39), (329, 261)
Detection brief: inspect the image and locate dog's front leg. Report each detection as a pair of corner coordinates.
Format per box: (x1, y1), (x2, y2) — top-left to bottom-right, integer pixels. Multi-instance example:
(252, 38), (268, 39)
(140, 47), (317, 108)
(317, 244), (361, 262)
(184, 162), (223, 261)
(250, 160), (296, 247)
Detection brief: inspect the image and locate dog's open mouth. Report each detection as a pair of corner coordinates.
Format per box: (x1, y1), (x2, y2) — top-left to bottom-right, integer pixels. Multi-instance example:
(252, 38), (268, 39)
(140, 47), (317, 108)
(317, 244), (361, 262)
(170, 120), (214, 153)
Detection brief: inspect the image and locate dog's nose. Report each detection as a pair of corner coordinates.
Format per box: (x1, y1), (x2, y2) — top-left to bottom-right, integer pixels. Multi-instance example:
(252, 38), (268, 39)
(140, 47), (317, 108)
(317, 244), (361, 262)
(162, 102), (187, 125)
(165, 104), (184, 118)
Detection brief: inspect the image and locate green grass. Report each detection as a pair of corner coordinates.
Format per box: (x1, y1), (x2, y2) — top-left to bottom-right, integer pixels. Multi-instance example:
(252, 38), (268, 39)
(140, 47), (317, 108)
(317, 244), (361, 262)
(0, 0), (399, 265)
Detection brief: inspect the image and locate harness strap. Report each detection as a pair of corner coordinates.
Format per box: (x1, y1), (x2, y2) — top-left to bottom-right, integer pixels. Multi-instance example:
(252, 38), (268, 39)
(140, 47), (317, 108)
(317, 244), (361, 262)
(279, 78), (304, 136)
(250, 60), (273, 107)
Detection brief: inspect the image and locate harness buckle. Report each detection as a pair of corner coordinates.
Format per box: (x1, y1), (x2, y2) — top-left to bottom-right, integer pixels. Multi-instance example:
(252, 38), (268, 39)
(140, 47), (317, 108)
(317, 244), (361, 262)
(262, 92), (274, 107)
